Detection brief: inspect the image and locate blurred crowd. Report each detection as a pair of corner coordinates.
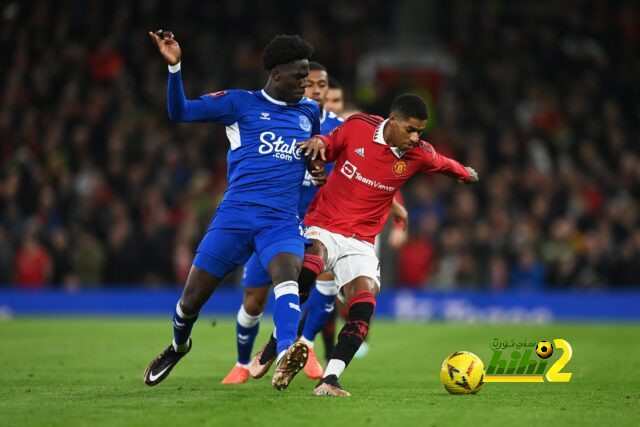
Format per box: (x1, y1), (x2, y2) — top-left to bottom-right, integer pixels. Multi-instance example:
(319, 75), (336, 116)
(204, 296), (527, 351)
(389, 0), (640, 291)
(1, 1), (638, 290)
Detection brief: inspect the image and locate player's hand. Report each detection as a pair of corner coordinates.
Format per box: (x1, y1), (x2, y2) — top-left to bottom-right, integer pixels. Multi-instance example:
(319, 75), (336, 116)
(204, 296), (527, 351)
(308, 158), (327, 186)
(298, 137), (326, 161)
(148, 29), (181, 65)
(388, 227), (408, 249)
(390, 201), (409, 231)
(458, 166), (479, 184)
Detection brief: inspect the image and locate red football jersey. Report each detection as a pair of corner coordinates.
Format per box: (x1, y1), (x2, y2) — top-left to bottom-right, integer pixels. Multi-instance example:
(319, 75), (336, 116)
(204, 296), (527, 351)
(304, 114), (470, 244)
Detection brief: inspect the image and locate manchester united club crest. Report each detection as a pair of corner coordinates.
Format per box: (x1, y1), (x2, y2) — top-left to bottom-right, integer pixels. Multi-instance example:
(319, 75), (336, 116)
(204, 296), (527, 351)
(392, 159), (408, 176)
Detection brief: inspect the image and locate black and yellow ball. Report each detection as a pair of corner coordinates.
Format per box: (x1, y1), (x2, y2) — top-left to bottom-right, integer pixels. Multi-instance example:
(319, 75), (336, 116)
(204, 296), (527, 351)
(439, 351), (485, 394)
(535, 341), (554, 359)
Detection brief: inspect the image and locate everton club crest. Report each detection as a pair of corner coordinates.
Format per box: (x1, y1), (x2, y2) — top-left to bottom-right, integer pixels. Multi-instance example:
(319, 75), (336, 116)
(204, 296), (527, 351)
(299, 115), (311, 132)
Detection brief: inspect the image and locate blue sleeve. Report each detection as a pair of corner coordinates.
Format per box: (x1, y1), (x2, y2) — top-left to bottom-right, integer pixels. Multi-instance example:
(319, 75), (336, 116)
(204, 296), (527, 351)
(167, 70), (209, 122)
(198, 90), (245, 126)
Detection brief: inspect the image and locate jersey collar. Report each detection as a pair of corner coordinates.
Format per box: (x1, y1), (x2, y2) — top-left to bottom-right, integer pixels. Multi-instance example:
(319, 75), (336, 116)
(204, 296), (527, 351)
(373, 119), (405, 158)
(261, 89), (288, 106)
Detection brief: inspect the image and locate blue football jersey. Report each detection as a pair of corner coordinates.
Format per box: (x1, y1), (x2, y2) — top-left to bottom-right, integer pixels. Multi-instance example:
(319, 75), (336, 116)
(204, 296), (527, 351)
(199, 89), (321, 215)
(297, 109), (344, 217)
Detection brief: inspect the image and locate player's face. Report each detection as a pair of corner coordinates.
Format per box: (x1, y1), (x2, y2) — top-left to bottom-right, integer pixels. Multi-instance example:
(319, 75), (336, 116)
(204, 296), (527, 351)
(274, 59), (310, 103)
(304, 69), (329, 108)
(389, 115), (427, 151)
(325, 88), (344, 116)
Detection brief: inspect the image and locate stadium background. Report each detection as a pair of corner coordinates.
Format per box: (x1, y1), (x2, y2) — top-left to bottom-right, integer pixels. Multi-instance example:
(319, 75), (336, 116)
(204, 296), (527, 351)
(3, 0), (639, 294)
(1, 1), (639, 426)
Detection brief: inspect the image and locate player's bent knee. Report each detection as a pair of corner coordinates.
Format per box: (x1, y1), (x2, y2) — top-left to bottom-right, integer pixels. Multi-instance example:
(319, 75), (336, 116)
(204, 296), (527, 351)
(341, 276), (379, 302)
(244, 287), (270, 315)
(268, 253), (302, 284)
(317, 270), (335, 281)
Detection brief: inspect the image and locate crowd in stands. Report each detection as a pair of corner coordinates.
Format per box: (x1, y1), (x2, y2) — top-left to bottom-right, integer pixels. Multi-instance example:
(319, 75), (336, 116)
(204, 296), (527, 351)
(1, 0), (638, 290)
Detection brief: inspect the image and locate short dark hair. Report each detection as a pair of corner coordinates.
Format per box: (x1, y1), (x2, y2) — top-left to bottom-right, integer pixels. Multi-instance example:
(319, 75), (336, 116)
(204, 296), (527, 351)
(262, 35), (314, 70)
(328, 77), (342, 89)
(390, 94), (428, 120)
(308, 61), (327, 72)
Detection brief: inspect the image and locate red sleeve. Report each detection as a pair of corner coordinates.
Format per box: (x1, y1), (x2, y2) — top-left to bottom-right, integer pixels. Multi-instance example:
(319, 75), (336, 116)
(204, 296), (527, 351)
(419, 142), (470, 181)
(314, 121), (349, 162)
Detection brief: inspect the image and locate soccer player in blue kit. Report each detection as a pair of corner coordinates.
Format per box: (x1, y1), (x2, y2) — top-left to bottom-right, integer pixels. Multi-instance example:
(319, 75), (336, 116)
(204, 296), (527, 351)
(221, 62), (343, 384)
(143, 30), (323, 391)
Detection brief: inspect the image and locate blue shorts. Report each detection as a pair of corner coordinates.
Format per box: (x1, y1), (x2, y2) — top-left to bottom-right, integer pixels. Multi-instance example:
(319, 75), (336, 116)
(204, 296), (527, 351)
(193, 200), (309, 279)
(242, 253), (271, 288)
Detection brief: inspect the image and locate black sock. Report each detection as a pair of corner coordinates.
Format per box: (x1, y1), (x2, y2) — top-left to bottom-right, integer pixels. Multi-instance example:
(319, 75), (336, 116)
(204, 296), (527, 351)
(330, 291), (376, 367)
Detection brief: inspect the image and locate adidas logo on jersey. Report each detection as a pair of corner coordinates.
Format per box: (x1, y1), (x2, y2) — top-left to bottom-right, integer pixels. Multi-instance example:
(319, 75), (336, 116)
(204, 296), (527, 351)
(260, 112), (271, 120)
(354, 147), (365, 157)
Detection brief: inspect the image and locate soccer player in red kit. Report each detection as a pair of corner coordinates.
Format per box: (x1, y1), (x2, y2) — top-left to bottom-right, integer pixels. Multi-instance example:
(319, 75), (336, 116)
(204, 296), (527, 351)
(298, 94), (478, 396)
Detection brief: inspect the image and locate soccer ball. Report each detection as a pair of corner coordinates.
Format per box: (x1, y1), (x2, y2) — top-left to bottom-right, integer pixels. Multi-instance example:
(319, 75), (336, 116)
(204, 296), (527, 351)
(440, 351), (485, 395)
(536, 341), (553, 359)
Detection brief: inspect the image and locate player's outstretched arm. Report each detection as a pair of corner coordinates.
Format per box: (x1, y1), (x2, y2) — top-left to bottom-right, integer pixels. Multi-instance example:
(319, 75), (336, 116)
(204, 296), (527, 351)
(422, 145), (479, 184)
(149, 29), (209, 123)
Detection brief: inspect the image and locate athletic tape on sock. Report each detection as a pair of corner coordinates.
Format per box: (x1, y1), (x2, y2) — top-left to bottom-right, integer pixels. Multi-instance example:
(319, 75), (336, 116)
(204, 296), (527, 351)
(237, 305), (262, 328)
(176, 301), (198, 319)
(273, 280), (298, 299)
(324, 359), (346, 378)
(315, 280), (338, 296)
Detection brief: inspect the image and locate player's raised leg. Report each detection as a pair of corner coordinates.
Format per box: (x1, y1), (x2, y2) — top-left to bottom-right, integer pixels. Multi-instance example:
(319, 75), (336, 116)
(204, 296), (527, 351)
(314, 277), (378, 397)
(268, 251), (310, 390)
(144, 265), (221, 386)
(250, 240), (328, 380)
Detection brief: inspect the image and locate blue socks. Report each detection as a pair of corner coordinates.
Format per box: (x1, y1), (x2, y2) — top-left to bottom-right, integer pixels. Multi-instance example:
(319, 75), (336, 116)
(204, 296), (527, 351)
(273, 280), (301, 357)
(173, 302), (198, 351)
(236, 305), (262, 365)
(302, 280), (338, 343)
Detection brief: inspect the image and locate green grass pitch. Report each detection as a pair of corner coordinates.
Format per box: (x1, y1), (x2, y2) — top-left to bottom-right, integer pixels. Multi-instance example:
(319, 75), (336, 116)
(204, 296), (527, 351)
(1, 318), (638, 426)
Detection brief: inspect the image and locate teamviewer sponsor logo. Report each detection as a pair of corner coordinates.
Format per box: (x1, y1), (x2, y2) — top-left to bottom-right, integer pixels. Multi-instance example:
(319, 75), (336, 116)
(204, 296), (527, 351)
(354, 171), (396, 192)
(341, 160), (395, 191)
(340, 160), (357, 179)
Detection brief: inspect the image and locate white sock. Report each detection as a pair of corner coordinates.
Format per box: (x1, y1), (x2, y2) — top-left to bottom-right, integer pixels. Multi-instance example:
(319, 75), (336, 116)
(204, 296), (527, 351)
(236, 362), (250, 369)
(324, 359), (346, 378)
(300, 335), (314, 348)
(237, 305), (262, 328)
(172, 338), (190, 353)
(277, 350), (286, 363)
(315, 280), (338, 296)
